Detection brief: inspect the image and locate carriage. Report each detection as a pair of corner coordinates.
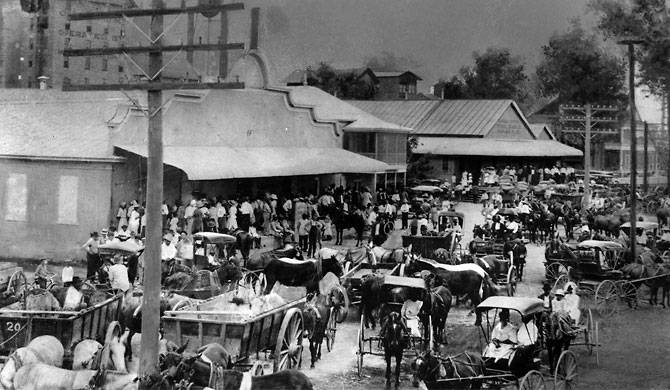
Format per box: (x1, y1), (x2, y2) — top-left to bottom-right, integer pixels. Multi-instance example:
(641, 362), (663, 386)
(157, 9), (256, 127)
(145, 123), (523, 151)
(417, 296), (577, 390)
(356, 275), (432, 377)
(0, 292), (123, 365)
(619, 221), (659, 247)
(402, 211), (465, 261)
(341, 262), (404, 306)
(476, 255), (519, 296)
(545, 240), (628, 317)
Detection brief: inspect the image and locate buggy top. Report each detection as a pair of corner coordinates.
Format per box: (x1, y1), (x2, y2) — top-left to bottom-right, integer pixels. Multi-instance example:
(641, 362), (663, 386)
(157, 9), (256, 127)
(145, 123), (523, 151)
(575, 240), (624, 250)
(98, 240), (144, 256)
(383, 274), (426, 290)
(192, 232), (237, 245)
(477, 296), (544, 317)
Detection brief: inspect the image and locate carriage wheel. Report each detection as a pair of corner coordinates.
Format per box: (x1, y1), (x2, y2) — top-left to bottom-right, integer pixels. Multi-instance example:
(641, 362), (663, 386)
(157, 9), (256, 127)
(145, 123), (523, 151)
(7, 270), (27, 298)
(519, 370), (545, 390)
(102, 321), (122, 370)
(583, 309), (594, 356)
(615, 280), (638, 309)
(383, 221), (394, 235)
(343, 261), (351, 276)
(325, 307), (337, 352)
(554, 350), (578, 390)
(334, 285), (349, 323)
(357, 314), (365, 377)
(545, 262), (568, 281)
(273, 308), (304, 373)
(595, 321), (600, 366)
(506, 266), (518, 296)
(428, 315), (434, 350)
(552, 274), (570, 293)
(595, 280), (619, 317)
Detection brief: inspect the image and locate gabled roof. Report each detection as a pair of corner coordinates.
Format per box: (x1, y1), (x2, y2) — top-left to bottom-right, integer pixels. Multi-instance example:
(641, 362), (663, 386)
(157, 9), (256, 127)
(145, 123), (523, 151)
(351, 99), (532, 137)
(0, 89), (133, 161)
(273, 86), (412, 133)
(373, 70), (422, 80)
(529, 123), (556, 140)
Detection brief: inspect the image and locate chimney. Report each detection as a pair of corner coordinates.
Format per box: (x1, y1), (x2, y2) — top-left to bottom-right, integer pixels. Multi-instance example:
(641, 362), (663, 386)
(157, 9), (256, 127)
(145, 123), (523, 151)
(37, 75), (49, 90)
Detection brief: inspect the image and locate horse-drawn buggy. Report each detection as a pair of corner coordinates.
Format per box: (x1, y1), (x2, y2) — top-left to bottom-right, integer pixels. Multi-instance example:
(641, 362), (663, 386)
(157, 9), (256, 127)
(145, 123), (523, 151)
(342, 261), (404, 306)
(402, 211), (465, 263)
(413, 296), (578, 390)
(357, 274), (435, 385)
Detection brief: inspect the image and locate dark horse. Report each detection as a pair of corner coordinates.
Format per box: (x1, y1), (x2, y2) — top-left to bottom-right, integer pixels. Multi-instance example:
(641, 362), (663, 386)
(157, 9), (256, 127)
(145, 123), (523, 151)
(232, 229), (254, 266)
(332, 208), (366, 246)
(247, 244), (303, 271)
(262, 257), (343, 294)
(380, 311), (408, 389)
(411, 350), (485, 388)
(119, 289), (172, 359)
(303, 293), (331, 368)
(359, 274), (418, 329)
(621, 253), (670, 307)
(406, 257), (493, 325)
(545, 311), (576, 371)
(419, 283), (452, 347)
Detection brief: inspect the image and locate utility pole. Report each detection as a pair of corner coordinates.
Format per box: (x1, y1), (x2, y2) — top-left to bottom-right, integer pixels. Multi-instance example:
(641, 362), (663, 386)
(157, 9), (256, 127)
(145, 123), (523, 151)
(63, 2), (250, 387)
(559, 104), (619, 209)
(644, 121), (649, 193)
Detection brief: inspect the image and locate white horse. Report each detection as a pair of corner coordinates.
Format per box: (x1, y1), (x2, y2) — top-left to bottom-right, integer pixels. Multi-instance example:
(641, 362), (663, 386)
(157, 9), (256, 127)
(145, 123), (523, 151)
(0, 335), (64, 390)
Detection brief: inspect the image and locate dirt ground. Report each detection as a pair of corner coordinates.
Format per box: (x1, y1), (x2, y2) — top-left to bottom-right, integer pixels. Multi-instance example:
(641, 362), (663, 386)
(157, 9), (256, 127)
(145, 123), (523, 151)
(305, 202), (670, 390)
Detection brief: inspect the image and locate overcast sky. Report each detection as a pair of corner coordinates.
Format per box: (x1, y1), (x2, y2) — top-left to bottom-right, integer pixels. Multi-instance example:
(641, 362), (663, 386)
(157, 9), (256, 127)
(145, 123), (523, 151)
(245, 0), (597, 91)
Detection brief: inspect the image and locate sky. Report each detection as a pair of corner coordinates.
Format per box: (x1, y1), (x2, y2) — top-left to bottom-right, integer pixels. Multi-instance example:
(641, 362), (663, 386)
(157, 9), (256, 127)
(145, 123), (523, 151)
(241, 0), (598, 91)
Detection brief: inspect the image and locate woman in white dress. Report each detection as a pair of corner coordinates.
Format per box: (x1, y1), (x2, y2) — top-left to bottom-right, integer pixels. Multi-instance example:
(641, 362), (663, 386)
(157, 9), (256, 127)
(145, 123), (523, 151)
(227, 201), (238, 231)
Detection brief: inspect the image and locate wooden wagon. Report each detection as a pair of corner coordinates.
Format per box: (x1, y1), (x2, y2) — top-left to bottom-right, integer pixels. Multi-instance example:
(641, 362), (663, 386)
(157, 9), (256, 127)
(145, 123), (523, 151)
(402, 211), (465, 261)
(341, 262), (403, 306)
(0, 293), (123, 363)
(162, 287), (307, 373)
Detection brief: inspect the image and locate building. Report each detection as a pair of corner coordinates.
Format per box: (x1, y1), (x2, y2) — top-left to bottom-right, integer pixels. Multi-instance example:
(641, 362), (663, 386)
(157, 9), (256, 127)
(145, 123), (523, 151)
(351, 99), (582, 183)
(371, 70), (422, 100)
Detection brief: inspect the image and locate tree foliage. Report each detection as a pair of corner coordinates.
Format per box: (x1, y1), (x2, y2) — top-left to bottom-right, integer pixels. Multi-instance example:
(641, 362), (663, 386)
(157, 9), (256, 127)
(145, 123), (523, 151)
(307, 62), (375, 99)
(435, 47), (529, 104)
(536, 21), (627, 105)
(365, 51), (419, 72)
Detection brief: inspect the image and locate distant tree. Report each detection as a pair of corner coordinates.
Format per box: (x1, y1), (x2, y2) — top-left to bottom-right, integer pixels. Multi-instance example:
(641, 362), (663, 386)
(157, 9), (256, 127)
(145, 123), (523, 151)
(535, 21), (627, 106)
(407, 153), (434, 181)
(433, 76), (466, 99)
(308, 62), (375, 99)
(436, 47), (530, 104)
(590, 0), (670, 188)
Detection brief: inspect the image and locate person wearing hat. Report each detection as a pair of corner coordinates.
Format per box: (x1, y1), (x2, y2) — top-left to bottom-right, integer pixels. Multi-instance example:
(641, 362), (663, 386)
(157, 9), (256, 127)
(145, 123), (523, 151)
(553, 289), (566, 314)
(161, 233), (177, 261)
(399, 200), (410, 230)
(62, 276), (87, 311)
(34, 258), (55, 289)
(538, 281), (553, 310)
(81, 232), (101, 280)
(484, 308), (518, 363)
(563, 282), (580, 324)
(417, 214), (429, 236)
(108, 254), (130, 294)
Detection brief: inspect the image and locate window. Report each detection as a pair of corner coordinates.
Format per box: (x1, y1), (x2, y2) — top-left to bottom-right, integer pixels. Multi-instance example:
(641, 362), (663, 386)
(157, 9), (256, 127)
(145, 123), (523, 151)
(86, 25), (92, 33)
(28, 61), (32, 67)
(5, 173), (27, 221)
(442, 158), (450, 171)
(118, 64), (124, 73)
(65, 23), (70, 30)
(120, 28), (125, 37)
(29, 39), (33, 50)
(84, 57), (90, 70)
(57, 176), (78, 224)
(102, 58), (108, 71)
(84, 77), (89, 84)
(63, 59), (69, 68)
(104, 26), (109, 34)
(64, 37), (70, 47)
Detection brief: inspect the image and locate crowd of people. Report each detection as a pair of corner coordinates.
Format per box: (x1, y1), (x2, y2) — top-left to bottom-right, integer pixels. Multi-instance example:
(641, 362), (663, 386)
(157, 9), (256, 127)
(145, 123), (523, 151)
(479, 164), (577, 187)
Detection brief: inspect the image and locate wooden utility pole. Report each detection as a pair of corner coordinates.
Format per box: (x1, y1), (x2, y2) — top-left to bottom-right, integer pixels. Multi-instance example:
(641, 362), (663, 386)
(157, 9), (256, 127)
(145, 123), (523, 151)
(559, 104), (619, 209)
(644, 121), (649, 193)
(63, 2), (251, 387)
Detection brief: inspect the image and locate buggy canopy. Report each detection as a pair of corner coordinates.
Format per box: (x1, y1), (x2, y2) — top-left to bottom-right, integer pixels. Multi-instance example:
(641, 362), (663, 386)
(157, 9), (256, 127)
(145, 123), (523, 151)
(99, 240), (143, 254)
(576, 240), (624, 250)
(193, 232), (237, 245)
(476, 296), (544, 317)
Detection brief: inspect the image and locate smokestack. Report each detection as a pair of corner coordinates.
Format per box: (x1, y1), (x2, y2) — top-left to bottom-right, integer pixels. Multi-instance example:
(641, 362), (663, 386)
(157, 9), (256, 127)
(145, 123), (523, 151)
(37, 75), (49, 90)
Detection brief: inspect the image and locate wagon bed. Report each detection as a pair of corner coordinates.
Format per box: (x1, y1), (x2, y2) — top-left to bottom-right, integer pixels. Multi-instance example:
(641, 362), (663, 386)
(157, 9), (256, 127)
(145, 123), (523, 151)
(341, 262), (402, 305)
(0, 293), (123, 359)
(162, 286), (307, 373)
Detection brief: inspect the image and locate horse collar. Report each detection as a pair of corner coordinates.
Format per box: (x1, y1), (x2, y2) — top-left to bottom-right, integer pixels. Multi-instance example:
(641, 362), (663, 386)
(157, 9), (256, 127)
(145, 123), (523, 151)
(8, 351), (22, 369)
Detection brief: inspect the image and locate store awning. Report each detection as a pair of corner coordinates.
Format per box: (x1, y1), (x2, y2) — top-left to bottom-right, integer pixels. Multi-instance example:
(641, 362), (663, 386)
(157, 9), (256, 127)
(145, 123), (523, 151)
(415, 137), (583, 158)
(115, 145), (390, 180)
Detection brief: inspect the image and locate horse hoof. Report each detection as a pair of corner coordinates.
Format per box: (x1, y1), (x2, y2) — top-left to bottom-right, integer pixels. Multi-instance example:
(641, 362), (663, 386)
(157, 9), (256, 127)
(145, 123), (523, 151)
(310, 364), (315, 369)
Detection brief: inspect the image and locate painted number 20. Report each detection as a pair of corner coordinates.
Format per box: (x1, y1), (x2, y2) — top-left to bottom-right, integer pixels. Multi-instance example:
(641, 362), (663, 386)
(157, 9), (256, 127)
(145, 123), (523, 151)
(5, 322), (20, 332)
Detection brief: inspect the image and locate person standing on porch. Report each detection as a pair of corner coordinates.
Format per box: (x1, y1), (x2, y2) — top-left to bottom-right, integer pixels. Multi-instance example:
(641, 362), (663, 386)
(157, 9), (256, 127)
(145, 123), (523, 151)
(184, 199), (196, 234)
(239, 196), (254, 232)
(82, 232), (100, 280)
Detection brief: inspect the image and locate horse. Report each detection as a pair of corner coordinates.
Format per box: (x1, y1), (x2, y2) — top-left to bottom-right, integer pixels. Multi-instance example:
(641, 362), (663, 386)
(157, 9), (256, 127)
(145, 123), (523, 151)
(13, 364), (139, 390)
(562, 207), (581, 241)
(380, 311), (408, 389)
(302, 293), (331, 368)
(367, 245), (410, 265)
(72, 336), (129, 373)
(118, 289), (173, 360)
(621, 260), (670, 307)
(359, 274), (417, 330)
(247, 244), (303, 271)
(0, 335), (64, 390)
(545, 237), (577, 261)
(411, 351), (484, 388)
(406, 257), (493, 325)
(656, 207), (670, 228)
(262, 257), (343, 294)
(332, 208), (366, 246)
(419, 284), (452, 347)
(232, 229), (255, 265)
(545, 311), (577, 371)
(160, 258), (191, 281)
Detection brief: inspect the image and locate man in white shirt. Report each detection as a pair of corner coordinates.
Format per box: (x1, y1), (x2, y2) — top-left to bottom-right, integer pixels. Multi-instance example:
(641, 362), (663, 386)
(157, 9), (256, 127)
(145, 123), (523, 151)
(161, 235), (177, 261)
(484, 309), (518, 362)
(108, 255), (131, 293)
(400, 201), (411, 229)
(63, 277), (87, 311)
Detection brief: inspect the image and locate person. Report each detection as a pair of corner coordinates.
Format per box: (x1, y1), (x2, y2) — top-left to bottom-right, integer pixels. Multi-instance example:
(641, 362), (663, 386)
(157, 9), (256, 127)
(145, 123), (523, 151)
(484, 309), (518, 362)
(116, 224), (131, 241)
(552, 289), (566, 313)
(538, 281), (553, 311)
(417, 214), (429, 236)
(297, 213), (311, 252)
(82, 232), (101, 280)
(401, 299), (423, 337)
(239, 197), (254, 232)
(322, 215), (333, 241)
(62, 276), (87, 311)
(400, 200), (410, 230)
(184, 199), (196, 234)
(160, 234), (177, 261)
(227, 200), (238, 231)
(308, 215), (323, 258)
(34, 259), (54, 289)
(562, 282), (581, 324)
(108, 255), (131, 293)
(216, 200), (227, 233)
(128, 204), (141, 235)
(207, 250), (220, 268)
(161, 200), (169, 229)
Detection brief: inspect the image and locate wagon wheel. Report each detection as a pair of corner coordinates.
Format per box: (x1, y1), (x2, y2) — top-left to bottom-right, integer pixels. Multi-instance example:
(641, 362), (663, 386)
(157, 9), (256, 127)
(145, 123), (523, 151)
(333, 285), (349, 323)
(594, 321), (600, 367)
(615, 280), (638, 309)
(583, 308), (594, 356)
(273, 308), (304, 373)
(595, 280), (619, 317)
(101, 321), (122, 370)
(545, 262), (568, 281)
(383, 221), (394, 235)
(428, 315), (434, 350)
(325, 306), (337, 352)
(519, 369), (545, 390)
(552, 274), (570, 293)
(554, 350), (578, 390)
(357, 315), (365, 377)
(506, 266), (518, 296)
(6, 270), (27, 298)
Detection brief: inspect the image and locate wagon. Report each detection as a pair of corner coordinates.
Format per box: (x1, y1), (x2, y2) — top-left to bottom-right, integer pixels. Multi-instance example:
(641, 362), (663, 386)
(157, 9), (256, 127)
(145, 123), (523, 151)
(357, 275), (431, 377)
(341, 262), (403, 306)
(545, 240), (627, 317)
(0, 292), (123, 364)
(418, 296), (577, 390)
(402, 211), (465, 261)
(162, 286), (307, 373)
(478, 255), (518, 296)
(470, 238), (506, 256)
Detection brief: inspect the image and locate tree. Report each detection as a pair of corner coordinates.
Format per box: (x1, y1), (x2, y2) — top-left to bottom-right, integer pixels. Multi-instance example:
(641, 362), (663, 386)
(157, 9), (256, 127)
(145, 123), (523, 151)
(536, 22), (627, 105)
(590, 0), (670, 189)
(435, 47), (530, 105)
(308, 62), (375, 99)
